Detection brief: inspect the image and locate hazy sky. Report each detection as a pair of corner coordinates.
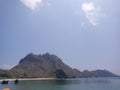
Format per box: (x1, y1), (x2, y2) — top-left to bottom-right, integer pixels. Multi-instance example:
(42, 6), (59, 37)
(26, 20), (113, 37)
(0, 0), (120, 75)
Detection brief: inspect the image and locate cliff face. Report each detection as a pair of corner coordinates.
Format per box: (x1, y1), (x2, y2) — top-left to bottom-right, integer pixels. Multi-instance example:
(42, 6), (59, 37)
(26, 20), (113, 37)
(0, 53), (119, 78)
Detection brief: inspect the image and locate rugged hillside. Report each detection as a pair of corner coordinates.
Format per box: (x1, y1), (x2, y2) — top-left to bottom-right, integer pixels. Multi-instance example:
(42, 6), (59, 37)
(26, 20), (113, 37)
(10, 53), (82, 78)
(0, 69), (10, 78)
(0, 69), (4, 73)
(0, 52), (119, 78)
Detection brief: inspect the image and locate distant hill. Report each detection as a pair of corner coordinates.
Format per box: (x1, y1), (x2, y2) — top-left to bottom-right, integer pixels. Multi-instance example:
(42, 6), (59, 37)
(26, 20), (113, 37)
(82, 70), (118, 77)
(0, 53), (119, 78)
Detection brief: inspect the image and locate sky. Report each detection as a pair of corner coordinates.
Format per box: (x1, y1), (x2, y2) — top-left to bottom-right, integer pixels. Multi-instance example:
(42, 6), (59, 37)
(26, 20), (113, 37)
(0, 0), (120, 75)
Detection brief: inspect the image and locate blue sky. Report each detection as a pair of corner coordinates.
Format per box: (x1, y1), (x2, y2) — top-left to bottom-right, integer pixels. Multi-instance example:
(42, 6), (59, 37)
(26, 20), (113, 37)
(0, 0), (120, 75)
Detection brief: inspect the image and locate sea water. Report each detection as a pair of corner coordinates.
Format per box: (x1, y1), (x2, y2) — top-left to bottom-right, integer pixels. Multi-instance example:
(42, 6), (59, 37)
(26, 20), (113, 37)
(0, 77), (120, 90)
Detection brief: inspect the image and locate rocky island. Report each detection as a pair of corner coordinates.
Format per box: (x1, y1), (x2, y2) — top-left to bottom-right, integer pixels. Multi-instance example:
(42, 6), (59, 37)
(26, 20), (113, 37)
(0, 53), (119, 78)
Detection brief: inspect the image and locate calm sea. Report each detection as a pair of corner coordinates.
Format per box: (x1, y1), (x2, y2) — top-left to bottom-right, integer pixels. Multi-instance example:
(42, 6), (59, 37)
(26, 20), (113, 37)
(0, 77), (120, 90)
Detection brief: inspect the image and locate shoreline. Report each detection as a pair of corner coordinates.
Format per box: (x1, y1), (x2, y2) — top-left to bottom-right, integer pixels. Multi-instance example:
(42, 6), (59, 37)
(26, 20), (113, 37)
(0, 77), (119, 82)
(0, 78), (56, 82)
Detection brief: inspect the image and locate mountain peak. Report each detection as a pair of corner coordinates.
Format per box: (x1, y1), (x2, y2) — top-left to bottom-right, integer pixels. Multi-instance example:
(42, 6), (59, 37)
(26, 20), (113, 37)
(43, 52), (51, 56)
(19, 53), (40, 64)
(27, 53), (35, 56)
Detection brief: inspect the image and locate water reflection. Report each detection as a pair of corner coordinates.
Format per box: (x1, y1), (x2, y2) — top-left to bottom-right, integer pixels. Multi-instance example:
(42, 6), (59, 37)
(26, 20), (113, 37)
(52, 78), (111, 85)
(82, 78), (111, 84)
(0, 78), (119, 90)
(53, 79), (81, 85)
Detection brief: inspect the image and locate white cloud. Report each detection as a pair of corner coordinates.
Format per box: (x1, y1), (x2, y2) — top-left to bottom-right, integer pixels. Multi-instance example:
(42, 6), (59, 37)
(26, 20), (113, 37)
(82, 2), (94, 11)
(0, 64), (15, 70)
(20, 0), (42, 11)
(81, 2), (102, 26)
